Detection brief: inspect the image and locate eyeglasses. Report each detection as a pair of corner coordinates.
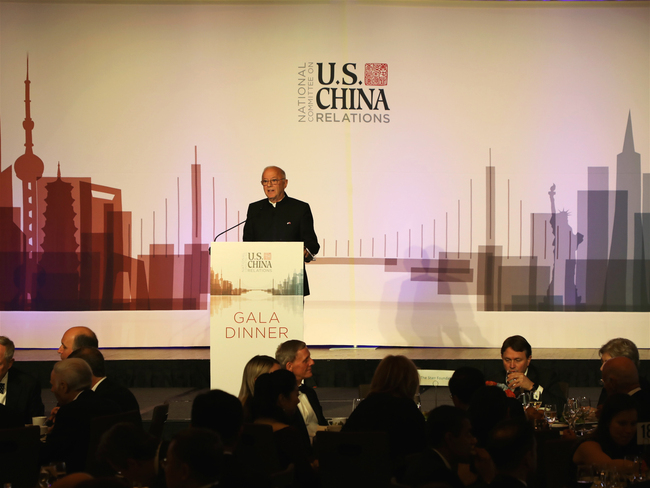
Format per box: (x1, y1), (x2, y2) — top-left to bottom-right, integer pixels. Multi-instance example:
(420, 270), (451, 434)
(261, 178), (285, 186)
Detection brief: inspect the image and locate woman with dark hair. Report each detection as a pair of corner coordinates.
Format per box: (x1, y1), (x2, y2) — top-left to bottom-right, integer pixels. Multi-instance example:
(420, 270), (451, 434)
(252, 369), (318, 487)
(238, 355), (280, 422)
(342, 355), (426, 476)
(572, 393), (642, 470)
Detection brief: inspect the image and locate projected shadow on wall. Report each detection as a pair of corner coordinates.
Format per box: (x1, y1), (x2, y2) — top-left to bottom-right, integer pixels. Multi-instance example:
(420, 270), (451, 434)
(1, 61), (648, 312)
(385, 246), (485, 346)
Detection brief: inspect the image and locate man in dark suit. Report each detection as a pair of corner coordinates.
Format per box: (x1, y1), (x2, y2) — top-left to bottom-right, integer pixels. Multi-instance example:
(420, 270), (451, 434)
(488, 335), (566, 412)
(602, 356), (650, 422)
(402, 405), (476, 488)
(276, 340), (327, 443)
(243, 166), (319, 296)
(58, 326), (98, 359)
(597, 338), (650, 406)
(486, 419), (536, 488)
(68, 347), (141, 422)
(0, 336), (44, 424)
(42, 358), (120, 473)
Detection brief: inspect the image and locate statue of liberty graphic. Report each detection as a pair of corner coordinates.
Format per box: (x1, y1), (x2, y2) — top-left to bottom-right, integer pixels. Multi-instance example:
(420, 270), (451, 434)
(548, 184), (584, 308)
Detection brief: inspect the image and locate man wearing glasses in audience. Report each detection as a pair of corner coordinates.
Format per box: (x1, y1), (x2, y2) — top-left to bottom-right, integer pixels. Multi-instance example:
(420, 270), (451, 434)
(243, 166), (319, 296)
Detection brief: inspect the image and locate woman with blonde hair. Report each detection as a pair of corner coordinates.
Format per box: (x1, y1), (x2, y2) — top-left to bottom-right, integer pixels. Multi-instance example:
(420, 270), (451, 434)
(343, 355), (426, 476)
(238, 355), (280, 421)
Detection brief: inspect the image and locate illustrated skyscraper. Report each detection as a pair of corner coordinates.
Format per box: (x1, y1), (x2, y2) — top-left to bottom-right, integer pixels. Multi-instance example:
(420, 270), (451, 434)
(13, 58), (44, 305)
(36, 164), (80, 310)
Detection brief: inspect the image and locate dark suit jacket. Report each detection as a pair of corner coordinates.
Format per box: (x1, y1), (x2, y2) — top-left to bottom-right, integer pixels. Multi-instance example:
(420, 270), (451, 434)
(598, 376), (650, 407)
(299, 384), (327, 426)
(631, 388), (650, 422)
(487, 363), (566, 412)
(41, 389), (121, 473)
(289, 384), (328, 449)
(402, 449), (464, 488)
(94, 377), (142, 423)
(0, 403), (23, 429)
(5, 367), (44, 424)
(242, 194), (319, 295)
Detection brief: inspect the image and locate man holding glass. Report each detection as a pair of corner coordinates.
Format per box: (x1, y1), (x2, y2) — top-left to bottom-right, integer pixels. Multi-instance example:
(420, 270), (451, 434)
(490, 335), (566, 412)
(243, 166), (319, 296)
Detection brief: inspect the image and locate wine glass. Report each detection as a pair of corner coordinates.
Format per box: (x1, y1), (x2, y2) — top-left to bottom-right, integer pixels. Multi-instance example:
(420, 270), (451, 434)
(544, 404), (558, 426)
(563, 402), (577, 431)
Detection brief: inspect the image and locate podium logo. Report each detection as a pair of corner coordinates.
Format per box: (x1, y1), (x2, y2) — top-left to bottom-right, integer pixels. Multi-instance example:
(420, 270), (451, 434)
(297, 62), (391, 124)
(247, 252), (273, 271)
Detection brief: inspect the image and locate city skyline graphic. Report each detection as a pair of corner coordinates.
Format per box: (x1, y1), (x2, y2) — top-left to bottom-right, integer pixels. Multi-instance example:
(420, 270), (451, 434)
(1, 61), (648, 312)
(0, 61), (210, 311)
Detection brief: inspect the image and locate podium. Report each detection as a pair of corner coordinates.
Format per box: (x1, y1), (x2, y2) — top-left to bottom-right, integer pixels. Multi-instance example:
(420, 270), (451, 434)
(209, 242), (305, 395)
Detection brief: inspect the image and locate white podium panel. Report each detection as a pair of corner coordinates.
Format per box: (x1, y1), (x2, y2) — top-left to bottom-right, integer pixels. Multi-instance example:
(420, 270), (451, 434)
(210, 242), (304, 395)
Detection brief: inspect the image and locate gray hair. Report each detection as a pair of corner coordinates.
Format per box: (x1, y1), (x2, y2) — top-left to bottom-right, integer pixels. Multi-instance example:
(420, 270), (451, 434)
(275, 340), (306, 368)
(53, 358), (92, 391)
(0, 337), (15, 362)
(599, 338), (640, 368)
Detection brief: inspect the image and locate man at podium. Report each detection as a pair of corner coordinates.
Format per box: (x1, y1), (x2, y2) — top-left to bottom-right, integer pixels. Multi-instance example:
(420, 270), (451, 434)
(243, 166), (319, 296)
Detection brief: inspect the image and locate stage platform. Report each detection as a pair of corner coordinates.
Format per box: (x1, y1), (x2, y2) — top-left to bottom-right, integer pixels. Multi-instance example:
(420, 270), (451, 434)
(13, 346), (650, 391)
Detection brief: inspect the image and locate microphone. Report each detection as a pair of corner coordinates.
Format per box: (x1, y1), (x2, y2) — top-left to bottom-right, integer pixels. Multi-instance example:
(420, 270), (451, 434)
(213, 220), (247, 242)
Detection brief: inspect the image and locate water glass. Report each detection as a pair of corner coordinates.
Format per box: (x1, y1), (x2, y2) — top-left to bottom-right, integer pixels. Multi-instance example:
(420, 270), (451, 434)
(544, 404), (557, 425)
(576, 465), (595, 487)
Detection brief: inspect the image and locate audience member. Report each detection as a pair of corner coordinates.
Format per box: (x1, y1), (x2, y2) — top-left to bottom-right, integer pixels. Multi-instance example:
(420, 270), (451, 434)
(68, 347), (141, 422)
(488, 335), (566, 411)
(42, 358), (121, 473)
(238, 355), (280, 421)
(98, 422), (162, 488)
(164, 428), (223, 488)
(343, 355), (426, 477)
(0, 335), (44, 424)
(486, 419), (537, 488)
(468, 385), (509, 446)
(402, 405), (477, 488)
(192, 389), (243, 453)
(572, 393), (641, 471)
(276, 340), (327, 440)
(58, 327), (98, 359)
(598, 337), (649, 406)
(252, 369), (318, 487)
(192, 389), (253, 487)
(448, 366), (485, 411)
(601, 355), (650, 423)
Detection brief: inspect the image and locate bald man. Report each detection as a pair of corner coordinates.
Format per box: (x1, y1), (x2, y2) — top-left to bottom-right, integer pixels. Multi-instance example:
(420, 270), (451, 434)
(602, 356), (650, 422)
(58, 327), (98, 360)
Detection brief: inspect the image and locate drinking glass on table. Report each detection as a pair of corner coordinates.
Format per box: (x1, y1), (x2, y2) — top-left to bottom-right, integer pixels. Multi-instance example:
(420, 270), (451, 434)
(577, 396), (591, 420)
(563, 402), (578, 431)
(576, 465), (595, 487)
(543, 404), (558, 426)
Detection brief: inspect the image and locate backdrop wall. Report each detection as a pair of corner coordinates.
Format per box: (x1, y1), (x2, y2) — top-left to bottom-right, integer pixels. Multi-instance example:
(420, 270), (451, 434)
(0, 1), (648, 349)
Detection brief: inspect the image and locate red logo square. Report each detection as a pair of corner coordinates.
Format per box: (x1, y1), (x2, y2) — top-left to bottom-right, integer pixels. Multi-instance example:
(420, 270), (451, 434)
(264, 253), (272, 260)
(364, 63), (388, 86)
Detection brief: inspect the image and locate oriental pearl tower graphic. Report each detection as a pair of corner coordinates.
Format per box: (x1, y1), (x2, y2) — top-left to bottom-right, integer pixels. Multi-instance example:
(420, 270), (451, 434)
(14, 58), (44, 306)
